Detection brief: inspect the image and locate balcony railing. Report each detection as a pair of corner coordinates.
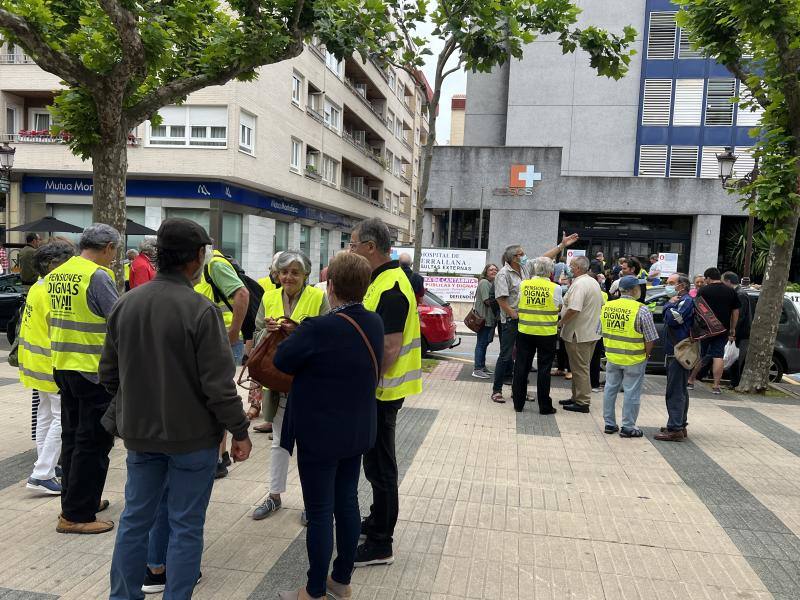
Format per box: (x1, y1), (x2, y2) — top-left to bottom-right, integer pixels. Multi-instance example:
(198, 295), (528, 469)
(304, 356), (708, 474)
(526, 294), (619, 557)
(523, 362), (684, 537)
(342, 184), (382, 207)
(342, 130), (385, 167)
(1, 131), (140, 146)
(343, 77), (386, 124)
(0, 53), (34, 64)
(306, 105), (324, 124)
(401, 138), (413, 152)
(400, 174), (411, 185)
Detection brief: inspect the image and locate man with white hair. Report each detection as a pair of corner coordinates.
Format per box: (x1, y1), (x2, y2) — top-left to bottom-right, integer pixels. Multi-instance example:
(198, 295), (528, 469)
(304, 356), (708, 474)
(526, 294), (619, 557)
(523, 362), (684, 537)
(513, 256), (562, 414)
(48, 223), (121, 534)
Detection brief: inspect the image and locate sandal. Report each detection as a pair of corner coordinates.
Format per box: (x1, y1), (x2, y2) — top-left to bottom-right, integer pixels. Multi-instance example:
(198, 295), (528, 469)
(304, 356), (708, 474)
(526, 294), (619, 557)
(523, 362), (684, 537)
(491, 392), (505, 404)
(564, 372), (573, 380)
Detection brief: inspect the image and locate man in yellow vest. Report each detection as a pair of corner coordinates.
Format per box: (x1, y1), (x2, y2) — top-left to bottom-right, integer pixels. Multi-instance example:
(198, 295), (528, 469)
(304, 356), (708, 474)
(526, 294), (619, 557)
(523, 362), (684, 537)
(349, 217), (421, 568)
(600, 276), (659, 438)
(20, 239), (76, 496)
(48, 223), (120, 534)
(513, 256), (562, 414)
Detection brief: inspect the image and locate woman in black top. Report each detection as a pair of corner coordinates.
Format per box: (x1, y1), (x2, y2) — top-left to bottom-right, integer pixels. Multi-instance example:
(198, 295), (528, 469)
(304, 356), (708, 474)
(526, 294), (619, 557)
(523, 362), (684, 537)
(275, 252), (384, 600)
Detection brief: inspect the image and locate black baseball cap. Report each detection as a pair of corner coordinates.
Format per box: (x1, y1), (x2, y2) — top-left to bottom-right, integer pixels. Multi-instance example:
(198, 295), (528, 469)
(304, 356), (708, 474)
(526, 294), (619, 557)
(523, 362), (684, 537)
(157, 218), (213, 251)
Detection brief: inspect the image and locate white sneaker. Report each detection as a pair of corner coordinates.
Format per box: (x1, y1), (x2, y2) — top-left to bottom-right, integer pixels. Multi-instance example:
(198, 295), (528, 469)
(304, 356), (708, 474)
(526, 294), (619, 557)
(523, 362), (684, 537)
(472, 369), (491, 379)
(592, 387), (601, 393)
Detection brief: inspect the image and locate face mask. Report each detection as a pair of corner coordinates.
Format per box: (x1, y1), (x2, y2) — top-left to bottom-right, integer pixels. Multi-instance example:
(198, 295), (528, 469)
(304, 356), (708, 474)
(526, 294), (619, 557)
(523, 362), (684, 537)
(665, 285), (677, 296)
(203, 245), (214, 267)
(519, 255), (529, 266)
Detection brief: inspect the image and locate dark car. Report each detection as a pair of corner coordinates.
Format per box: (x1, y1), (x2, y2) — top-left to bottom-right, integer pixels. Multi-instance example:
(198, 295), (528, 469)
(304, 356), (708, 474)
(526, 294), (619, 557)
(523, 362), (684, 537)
(644, 286), (800, 381)
(418, 289), (460, 355)
(0, 273), (27, 341)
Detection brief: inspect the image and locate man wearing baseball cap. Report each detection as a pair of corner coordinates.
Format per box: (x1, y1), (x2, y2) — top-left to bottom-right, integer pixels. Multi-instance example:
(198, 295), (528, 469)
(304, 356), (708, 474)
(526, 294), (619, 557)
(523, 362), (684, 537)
(101, 218), (252, 598)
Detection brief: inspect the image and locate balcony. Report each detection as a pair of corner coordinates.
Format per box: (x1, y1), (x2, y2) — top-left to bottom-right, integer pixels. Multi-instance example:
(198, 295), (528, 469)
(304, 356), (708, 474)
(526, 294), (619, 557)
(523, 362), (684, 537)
(0, 131), (140, 146)
(341, 157), (384, 208)
(306, 105), (324, 124)
(0, 53), (34, 64)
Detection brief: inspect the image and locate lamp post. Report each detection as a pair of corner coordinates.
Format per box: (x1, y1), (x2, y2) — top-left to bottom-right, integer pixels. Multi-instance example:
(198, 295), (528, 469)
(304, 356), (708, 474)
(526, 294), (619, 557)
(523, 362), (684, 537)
(0, 142), (15, 245)
(717, 146), (758, 287)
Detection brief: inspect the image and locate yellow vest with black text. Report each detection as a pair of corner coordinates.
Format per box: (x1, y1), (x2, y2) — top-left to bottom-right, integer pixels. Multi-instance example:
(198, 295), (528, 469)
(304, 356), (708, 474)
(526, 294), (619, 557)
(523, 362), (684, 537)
(363, 267), (422, 401)
(261, 285), (324, 322)
(258, 276), (276, 294)
(18, 279), (58, 392)
(601, 297), (646, 366)
(518, 277), (559, 336)
(194, 250), (237, 329)
(48, 255), (114, 373)
(124, 262), (131, 282)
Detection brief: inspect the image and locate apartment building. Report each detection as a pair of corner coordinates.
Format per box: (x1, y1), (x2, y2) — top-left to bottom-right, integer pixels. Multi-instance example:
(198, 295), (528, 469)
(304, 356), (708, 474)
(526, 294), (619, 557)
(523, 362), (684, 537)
(0, 38), (430, 281)
(427, 0), (761, 278)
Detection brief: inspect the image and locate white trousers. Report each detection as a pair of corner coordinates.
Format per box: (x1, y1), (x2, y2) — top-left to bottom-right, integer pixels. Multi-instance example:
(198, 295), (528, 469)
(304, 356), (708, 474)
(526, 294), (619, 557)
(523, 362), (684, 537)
(269, 399), (289, 495)
(31, 391), (61, 480)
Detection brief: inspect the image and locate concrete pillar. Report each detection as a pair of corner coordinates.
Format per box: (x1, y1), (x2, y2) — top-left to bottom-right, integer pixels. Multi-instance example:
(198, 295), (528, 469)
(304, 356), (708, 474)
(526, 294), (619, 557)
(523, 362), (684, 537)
(487, 209), (560, 266)
(422, 209), (434, 247)
(309, 226), (321, 284)
(328, 230), (342, 259)
(689, 214), (722, 278)
(241, 215), (275, 279)
(288, 222), (301, 250)
(144, 201), (162, 232)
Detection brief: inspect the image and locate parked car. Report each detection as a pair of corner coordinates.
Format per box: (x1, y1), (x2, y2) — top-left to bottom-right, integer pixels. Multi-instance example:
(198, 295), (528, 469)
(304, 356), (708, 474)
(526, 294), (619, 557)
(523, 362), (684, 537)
(644, 286), (800, 381)
(0, 273), (27, 341)
(418, 289), (460, 355)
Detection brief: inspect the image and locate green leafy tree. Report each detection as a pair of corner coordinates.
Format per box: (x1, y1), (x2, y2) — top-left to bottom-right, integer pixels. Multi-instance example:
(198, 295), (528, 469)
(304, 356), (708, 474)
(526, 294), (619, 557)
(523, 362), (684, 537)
(380, 0), (637, 269)
(678, 0), (800, 392)
(0, 0), (393, 281)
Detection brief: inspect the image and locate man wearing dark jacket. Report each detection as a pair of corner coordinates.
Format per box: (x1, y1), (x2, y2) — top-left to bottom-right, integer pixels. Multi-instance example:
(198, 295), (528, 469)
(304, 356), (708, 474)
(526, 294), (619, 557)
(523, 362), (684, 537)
(722, 271), (752, 388)
(398, 252), (424, 300)
(101, 218), (251, 600)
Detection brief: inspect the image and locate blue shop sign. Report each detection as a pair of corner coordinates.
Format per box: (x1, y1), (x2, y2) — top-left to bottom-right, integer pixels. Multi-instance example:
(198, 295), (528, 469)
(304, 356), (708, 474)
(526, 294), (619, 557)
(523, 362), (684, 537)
(22, 176), (353, 228)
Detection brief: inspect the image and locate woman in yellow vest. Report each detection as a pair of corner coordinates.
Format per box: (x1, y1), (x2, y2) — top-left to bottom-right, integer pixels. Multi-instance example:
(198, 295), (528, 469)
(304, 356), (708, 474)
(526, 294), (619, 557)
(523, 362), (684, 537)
(19, 238), (76, 495)
(251, 250), (328, 522)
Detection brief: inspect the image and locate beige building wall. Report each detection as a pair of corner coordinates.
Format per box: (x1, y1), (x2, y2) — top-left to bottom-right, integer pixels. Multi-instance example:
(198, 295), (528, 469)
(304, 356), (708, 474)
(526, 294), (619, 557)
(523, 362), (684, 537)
(449, 94), (466, 146)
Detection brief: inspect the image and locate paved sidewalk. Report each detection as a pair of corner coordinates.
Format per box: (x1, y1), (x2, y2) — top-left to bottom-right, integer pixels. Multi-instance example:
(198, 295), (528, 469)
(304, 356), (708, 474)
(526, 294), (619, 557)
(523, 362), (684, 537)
(1, 354), (800, 599)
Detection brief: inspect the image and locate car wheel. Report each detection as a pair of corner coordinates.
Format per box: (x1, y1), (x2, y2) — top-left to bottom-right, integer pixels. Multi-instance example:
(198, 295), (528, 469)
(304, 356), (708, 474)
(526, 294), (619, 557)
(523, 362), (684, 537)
(769, 354), (785, 383)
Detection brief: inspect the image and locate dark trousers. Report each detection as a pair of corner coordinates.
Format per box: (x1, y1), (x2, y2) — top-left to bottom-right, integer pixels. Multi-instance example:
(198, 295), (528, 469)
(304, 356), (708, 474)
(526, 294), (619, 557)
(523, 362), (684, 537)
(590, 340), (604, 388)
(54, 370), (114, 523)
(363, 398), (403, 548)
(298, 449), (362, 598)
(729, 339), (748, 388)
(493, 319), (518, 393)
(665, 357), (690, 431)
(512, 333), (557, 412)
(556, 338), (570, 372)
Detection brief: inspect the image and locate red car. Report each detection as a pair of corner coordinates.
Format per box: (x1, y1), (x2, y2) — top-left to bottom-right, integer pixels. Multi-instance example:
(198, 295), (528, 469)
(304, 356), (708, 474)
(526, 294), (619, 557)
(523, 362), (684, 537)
(418, 289), (460, 355)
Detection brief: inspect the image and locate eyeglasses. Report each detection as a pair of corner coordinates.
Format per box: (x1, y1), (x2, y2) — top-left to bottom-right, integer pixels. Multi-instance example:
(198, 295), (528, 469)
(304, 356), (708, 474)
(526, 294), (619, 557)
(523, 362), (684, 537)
(348, 240), (372, 249)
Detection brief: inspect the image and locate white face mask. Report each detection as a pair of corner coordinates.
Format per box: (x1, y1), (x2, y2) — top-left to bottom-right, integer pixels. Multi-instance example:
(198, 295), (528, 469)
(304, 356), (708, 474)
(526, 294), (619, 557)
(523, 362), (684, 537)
(203, 245), (214, 267)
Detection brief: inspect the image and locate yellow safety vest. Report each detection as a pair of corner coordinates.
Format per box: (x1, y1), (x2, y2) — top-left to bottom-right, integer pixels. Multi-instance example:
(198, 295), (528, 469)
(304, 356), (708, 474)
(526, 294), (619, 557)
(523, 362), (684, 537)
(194, 250), (238, 330)
(18, 279), (58, 392)
(517, 277), (559, 336)
(261, 285), (324, 322)
(258, 276), (276, 293)
(363, 266), (422, 401)
(124, 263), (131, 282)
(47, 255), (114, 373)
(601, 297), (646, 366)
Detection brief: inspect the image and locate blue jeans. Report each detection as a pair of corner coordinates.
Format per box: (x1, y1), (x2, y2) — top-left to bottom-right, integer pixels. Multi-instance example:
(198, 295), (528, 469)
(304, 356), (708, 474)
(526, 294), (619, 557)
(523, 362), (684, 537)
(603, 360), (646, 430)
(147, 491), (169, 569)
(493, 319), (518, 393)
(109, 448), (218, 600)
(231, 340), (244, 367)
(474, 325), (495, 370)
(297, 449), (362, 598)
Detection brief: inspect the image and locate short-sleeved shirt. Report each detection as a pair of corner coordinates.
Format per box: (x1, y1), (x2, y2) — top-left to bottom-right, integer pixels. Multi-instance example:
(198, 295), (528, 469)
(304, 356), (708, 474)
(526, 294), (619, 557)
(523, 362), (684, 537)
(494, 263), (526, 323)
(560, 274), (603, 343)
(209, 259), (244, 298)
(698, 282), (740, 331)
(372, 260), (410, 335)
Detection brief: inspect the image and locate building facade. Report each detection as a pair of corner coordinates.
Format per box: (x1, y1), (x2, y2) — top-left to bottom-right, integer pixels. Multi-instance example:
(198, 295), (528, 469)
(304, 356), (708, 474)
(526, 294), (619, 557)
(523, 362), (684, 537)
(449, 95), (466, 146)
(431, 0), (763, 278)
(0, 38), (430, 281)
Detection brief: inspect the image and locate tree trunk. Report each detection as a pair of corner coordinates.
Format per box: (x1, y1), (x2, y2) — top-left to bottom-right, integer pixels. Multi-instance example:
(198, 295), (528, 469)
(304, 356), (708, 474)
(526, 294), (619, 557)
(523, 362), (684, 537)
(90, 127), (129, 290)
(737, 201), (800, 393)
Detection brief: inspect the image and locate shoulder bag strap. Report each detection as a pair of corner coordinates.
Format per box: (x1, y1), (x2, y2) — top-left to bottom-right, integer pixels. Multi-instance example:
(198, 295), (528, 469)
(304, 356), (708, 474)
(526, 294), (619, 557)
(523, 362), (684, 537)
(336, 312), (380, 383)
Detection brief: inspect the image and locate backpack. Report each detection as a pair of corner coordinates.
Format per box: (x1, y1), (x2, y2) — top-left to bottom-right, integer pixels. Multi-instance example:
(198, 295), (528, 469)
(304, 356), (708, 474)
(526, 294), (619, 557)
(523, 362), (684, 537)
(204, 254), (264, 342)
(690, 295), (727, 341)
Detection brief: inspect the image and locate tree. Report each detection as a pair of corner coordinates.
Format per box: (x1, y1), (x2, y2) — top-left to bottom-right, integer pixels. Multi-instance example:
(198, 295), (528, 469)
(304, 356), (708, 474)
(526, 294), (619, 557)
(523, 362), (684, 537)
(678, 1), (800, 392)
(380, 0), (637, 271)
(0, 0), (393, 282)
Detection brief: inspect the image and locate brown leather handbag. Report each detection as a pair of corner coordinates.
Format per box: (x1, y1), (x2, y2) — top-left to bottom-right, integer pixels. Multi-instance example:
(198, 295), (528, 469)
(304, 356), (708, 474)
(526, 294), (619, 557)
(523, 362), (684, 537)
(464, 308), (485, 333)
(238, 317), (298, 393)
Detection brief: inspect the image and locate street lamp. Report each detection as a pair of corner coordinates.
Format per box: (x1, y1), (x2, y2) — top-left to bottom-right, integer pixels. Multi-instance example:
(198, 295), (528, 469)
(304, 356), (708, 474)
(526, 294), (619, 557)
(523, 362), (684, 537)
(717, 146), (758, 287)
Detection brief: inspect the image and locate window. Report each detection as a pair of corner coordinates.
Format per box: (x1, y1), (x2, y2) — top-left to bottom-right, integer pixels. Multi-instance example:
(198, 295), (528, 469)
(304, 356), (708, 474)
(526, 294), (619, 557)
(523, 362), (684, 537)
(734, 146), (756, 179)
(393, 155), (401, 176)
(29, 109), (52, 131)
(700, 146), (726, 178)
(306, 146), (320, 170)
(672, 79), (704, 126)
(290, 138), (302, 170)
(395, 119), (402, 140)
(239, 111), (255, 154)
(292, 72), (303, 105)
(638, 145), (668, 177)
(149, 105), (227, 148)
(669, 146), (698, 178)
(679, 29), (703, 59)
(346, 173), (365, 195)
(325, 51), (343, 78)
(705, 78), (736, 126)
(321, 154), (338, 185)
(165, 208), (211, 234)
(737, 84), (764, 126)
(275, 221), (289, 252)
(300, 225), (311, 257)
(647, 12), (676, 60)
(392, 193), (400, 215)
(222, 213), (242, 261)
(51, 204), (92, 243)
(383, 190), (392, 211)
(6, 106), (16, 134)
(641, 79), (672, 126)
(415, 127), (420, 145)
(386, 110), (394, 132)
(320, 229), (330, 269)
(324, 99), (341, 132)
(386, 149), (394, 171)
(388, 69), (396, 92)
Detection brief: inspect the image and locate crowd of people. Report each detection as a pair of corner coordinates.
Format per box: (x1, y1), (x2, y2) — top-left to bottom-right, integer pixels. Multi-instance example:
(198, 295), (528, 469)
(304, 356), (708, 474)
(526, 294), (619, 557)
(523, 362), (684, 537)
(17, 216), (422, 600)
(471, 244), (750, 439)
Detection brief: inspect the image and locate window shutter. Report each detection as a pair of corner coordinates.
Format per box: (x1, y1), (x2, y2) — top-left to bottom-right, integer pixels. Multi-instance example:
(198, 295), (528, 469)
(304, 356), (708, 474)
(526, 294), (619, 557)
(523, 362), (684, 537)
(736, 84), (764, 126)
(672, 79), (704, 126)
(669, 146), (699, 178)
(678, 29), (703, 59)
(700, 146), (726, 178)
(705, 78), (736, 126)
(733, 146), (756, 178)
(638, 145), (668, 177)
(647, 12), (677, 60)
(642, 79), (673, 126)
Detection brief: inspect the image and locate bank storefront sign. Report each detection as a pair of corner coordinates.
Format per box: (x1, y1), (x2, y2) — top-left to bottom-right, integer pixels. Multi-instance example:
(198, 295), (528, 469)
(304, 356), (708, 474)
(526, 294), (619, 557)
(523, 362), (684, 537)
(22, 176), (353, 229)
(391, 247), (488, 276)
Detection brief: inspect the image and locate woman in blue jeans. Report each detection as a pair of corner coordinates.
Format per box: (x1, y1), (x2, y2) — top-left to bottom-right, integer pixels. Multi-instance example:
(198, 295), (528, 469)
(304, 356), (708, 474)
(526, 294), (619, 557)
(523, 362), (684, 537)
(274, 252), (384, 600)
(472, 264), (499, 378)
